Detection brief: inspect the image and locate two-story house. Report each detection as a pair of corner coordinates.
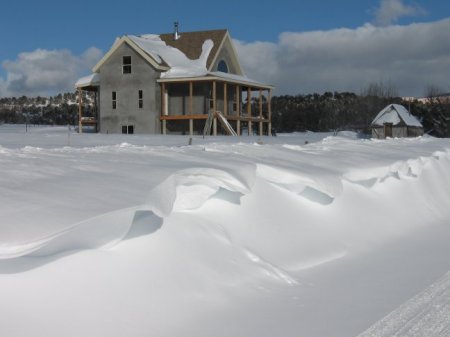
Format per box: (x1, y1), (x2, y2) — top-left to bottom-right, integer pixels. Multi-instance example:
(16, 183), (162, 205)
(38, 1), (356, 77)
(75, 25), (273, 136)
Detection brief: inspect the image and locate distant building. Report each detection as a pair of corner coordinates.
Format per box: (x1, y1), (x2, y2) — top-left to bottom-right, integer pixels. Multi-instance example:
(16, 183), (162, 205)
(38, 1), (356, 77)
(75, 24), (273, 136)
(371, 104), (423, 139)
(402, 93), (450, 104)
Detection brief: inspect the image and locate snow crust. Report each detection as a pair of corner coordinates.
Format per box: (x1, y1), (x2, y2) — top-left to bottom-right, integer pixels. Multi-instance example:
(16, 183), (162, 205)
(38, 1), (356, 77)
(0, 126), (449, 337)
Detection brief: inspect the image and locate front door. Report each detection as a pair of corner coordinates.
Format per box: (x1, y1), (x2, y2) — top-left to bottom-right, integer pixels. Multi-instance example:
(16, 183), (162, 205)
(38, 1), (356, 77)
(384, 123), (393, 138)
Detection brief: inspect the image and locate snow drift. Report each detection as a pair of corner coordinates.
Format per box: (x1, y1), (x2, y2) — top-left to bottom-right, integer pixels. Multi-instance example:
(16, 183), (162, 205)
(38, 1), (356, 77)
(0, 127), (449, 337)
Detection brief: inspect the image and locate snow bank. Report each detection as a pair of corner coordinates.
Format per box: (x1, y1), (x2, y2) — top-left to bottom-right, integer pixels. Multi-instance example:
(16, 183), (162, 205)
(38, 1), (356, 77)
(1, 127), (450, 337)
(1, 133), (450, 266)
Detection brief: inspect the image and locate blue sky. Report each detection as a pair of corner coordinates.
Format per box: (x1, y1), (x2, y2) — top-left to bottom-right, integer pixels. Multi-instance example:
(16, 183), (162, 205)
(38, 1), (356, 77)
(0, 0), (449, 96)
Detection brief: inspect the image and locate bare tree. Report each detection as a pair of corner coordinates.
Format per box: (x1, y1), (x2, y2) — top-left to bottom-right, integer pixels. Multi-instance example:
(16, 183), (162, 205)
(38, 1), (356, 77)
(425, 84), (443, 105)
(361, 80), (398, 99)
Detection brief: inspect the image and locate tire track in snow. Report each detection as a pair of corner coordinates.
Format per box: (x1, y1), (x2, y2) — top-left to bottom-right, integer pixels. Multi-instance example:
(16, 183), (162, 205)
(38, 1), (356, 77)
(357, 271), (450, 337)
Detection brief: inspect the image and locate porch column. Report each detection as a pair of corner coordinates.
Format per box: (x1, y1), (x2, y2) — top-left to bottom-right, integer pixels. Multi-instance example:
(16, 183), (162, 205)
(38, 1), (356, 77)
(236, 85), (241, 136)
(78, 88), (83, 134)
(213, 81), (217, 136)
(247, 87), (252, 135)
(189, 119), (193, 136)
(94, 91), (98, 133)
(189, 81), (193, 136)
(161, 82), (167, 135)
(223, 82), (228, 116)
(259, 89), (263, 136)
(268, 89), (272, 136)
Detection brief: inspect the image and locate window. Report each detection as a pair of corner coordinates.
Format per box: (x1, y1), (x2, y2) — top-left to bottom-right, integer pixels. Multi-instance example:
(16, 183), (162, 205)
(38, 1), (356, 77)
(123, 56), (131, 74)
(112, 91), (117, 109)
(218, 60), (228, 73)
(138, 90), (143, 109)
(122, 125), (134, 134)
(233, 93), (239, 113)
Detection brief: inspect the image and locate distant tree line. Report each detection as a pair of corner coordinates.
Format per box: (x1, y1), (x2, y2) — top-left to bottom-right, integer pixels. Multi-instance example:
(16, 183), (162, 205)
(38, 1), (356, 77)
(271, 83), (450, 137)
(0, 92), (94, 127)
(1, 84), (450, 137)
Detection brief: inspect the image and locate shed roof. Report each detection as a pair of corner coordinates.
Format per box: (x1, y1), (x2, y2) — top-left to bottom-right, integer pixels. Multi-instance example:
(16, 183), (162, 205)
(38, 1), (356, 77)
(75, 73), (100, 89)
(371, 104), (422, 127)
(157, 71), (274, 90)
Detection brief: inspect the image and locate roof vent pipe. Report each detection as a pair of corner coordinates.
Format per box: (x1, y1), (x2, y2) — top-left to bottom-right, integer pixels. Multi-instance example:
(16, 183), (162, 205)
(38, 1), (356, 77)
(174, 21), (181, 40)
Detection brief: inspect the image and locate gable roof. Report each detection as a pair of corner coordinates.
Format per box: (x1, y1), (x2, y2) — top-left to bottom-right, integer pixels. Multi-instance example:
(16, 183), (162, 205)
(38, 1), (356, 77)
(371, 104), (422, 127)
(92, 29), (241, 75)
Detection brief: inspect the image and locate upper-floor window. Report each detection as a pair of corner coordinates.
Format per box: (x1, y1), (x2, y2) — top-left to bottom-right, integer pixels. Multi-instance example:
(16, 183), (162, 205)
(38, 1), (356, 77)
(138, 90), (143, 109)
(112, 91), (117, 109)
(123, 56), (131, 74)
(218, 60), (228, 73)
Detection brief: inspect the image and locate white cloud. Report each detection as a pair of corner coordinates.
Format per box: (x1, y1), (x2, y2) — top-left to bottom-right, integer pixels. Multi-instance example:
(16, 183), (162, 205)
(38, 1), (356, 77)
(0, 47), (102, 97)
(235, 19), (450, 97)
(373, 0), (426, 26)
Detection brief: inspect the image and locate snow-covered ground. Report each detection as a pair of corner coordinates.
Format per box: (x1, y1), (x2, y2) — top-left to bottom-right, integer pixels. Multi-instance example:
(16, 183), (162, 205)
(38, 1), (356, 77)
(358, 271), (450, 337)
(0, 125), (449, 337)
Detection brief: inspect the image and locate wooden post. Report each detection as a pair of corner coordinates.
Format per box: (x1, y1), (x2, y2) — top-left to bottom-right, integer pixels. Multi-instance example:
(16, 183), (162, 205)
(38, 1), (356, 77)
(213, 81), (217, 136)
(236, 85), (240, 136)
(94, 91), (98, 133)
(268, 89), (272, 136)
(189, 82), (193, 136)
(189, 119), (193, 136)
(247, 87), (252, 135)
(78, 88), (83, 134)
(223, 82), (228, 116)
(259, 89), (263, 136)
(236, 85), (240, 116)
(161, 82), (167, 135)
(189, 82), (193, 115)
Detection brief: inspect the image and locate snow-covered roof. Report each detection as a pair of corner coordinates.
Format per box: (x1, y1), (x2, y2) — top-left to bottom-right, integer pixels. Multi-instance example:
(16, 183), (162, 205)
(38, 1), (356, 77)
(128, 34), (213, 78)
(371, 104), (422, 127)
(75, 73), (100, 88)
(86, 29), (271, 89)
(125, 34), (271, 87)
(208, 71), (268, 86)
(157, 71), (273, 89)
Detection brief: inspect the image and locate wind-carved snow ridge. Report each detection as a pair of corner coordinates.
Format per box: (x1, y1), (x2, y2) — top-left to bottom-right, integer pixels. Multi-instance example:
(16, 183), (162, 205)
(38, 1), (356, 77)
(256, 164), (341, 205)
(256, 147), (450, 205)
(147, 167), (255, 217)
(344, 150), (450, 189)
(357, 271), (450, 337)
(0, 163), (256, 260)
(0, 205), (159, 259)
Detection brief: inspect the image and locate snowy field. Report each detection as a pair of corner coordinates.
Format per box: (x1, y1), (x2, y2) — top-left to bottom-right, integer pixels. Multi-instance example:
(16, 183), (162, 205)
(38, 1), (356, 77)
(0, 124), (449, 337)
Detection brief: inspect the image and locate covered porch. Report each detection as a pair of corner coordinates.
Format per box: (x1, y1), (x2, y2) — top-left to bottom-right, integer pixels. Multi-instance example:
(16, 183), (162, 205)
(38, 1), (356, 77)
(158, 73), (273, 136)
(75, 73), (100, 133)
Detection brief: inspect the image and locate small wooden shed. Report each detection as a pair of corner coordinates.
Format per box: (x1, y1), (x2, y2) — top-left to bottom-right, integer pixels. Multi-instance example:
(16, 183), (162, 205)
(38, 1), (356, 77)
(371, 104), (423, 139)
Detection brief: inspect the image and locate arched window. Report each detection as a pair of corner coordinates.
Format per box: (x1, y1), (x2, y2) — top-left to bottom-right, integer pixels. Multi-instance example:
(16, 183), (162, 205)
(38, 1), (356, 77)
(217, 60), (229, 73)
